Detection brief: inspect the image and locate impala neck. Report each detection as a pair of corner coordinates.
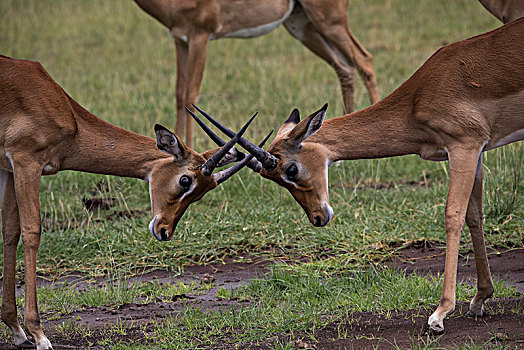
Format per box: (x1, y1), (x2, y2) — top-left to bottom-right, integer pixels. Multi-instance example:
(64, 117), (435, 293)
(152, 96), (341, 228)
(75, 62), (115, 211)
(312, 92), (421, 162)
(62, 100), (169, 181)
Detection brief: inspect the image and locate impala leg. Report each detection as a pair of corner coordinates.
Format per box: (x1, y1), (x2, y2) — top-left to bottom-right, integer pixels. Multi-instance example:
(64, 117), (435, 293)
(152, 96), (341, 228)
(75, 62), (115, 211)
(174, 38), (189, 140)
(464, 153), (494, 316)
(297, 1), (380, 110)
(10, 161), (52, 349)
(428, 145), (482, 334)
(323, 28), (379, 109)
(0, 170), (34, 348)
(284, 17), (356, 112)
(183, 33), (211, 148)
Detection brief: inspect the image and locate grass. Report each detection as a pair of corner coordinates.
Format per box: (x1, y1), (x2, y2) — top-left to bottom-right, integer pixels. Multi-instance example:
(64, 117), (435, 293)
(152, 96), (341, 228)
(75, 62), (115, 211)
(22, 264), (519, 349)
(0, 0), (522, 348)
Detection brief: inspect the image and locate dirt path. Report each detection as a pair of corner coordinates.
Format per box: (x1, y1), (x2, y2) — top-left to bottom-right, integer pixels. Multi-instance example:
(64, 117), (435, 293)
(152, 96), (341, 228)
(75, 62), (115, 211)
(1, 243), (522, 349)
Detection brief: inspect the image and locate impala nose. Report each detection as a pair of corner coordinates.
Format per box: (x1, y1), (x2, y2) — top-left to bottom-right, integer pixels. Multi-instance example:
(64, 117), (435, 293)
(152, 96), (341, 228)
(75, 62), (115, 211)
(159, 227), (168, 241)
(149, 216), (171, 241)
(312, 204), (334, 227)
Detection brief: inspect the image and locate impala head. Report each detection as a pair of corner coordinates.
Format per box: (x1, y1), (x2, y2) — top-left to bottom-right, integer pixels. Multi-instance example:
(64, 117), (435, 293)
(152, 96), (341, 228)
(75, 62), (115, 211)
(259, 104), (333, 227)
(191, 104), (333, 227)
(148, 116), (256, 241)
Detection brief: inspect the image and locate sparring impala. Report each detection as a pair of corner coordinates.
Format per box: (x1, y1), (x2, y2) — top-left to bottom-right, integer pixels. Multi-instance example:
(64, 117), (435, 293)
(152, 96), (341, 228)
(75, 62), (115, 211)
(134, 0), (380, 147)
(0, 55), (270, 349)
(192, 18), (524, 334)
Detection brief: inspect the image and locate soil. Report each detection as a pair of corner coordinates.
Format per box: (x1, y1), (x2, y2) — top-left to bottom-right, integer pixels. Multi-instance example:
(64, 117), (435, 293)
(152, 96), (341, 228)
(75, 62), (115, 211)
(1, 242), (522, 349)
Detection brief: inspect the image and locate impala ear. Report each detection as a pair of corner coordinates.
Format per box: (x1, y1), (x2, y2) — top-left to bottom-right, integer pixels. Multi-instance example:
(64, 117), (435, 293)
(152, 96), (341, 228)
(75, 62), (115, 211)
(286, 103), (327, 147)
(285, 108), (301, 125)
(154, 124), (186, 162)
(277, 108), (301, 136)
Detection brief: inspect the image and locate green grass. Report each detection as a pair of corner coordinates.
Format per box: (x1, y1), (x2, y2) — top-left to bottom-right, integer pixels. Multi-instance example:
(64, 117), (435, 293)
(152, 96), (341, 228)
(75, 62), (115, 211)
(24, 264), (519, 349)
(0, 0), (522, 348)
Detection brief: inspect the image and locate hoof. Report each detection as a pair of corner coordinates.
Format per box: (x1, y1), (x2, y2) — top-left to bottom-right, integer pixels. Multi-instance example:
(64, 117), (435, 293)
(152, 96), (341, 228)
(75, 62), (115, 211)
(467, 301), (486, 317)
(465, 309), (487, 318)
(36, 337), (53, 350)
(15, 339), (35, 349)
(426, 313), (445, 335)
(424, 320), (445, 335)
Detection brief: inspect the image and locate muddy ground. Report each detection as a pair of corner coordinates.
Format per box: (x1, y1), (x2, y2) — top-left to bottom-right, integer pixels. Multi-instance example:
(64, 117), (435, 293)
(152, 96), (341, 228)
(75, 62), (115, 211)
(1, 242), (523, 349)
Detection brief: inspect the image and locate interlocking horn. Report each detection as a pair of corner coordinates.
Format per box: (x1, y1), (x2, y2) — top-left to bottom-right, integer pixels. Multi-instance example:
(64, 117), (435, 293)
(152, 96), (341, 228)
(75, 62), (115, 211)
(193, 104), (278, 171)
(187, 106), (265, 172)
(199, 113), (257, 176)
(213, 131), (273, 184)
(185, 106), (227, 147)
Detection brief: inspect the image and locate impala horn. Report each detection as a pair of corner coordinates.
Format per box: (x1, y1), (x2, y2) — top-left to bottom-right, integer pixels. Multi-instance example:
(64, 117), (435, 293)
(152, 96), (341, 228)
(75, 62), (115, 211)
(186, 107), (263, 172)
(192, 104), (278, 171)
(199, 112), (257, 176)
(212, 131), (273, 184)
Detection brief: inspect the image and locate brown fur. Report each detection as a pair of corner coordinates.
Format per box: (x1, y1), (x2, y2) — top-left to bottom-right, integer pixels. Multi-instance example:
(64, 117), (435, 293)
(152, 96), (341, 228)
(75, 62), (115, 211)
(479, 0), (524, 23)
(133, 0), (380, 147)
(0, 55), (240, 349)
(260, 19), (524, 334)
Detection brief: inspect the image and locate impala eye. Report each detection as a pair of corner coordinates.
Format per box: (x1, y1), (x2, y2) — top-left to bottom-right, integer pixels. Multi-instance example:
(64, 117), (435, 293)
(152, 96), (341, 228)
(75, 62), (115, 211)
(285, 164), (299, 181)
(179, 175), (192, 191)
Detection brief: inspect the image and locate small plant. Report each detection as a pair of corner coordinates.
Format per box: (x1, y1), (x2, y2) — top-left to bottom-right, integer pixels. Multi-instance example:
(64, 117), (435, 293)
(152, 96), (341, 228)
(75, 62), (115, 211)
(484, 145), (523, 223)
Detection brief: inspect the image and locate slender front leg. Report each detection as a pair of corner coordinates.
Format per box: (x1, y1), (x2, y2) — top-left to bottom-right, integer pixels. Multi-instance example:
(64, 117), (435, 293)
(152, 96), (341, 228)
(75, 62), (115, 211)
(464, 153), (494, 316)
(428, 144), (483, 334)
(184, 33), (211, 148)
(10, 160), (52, 350)
(174, 38), (189, 140)
(0, 170), (34, 348)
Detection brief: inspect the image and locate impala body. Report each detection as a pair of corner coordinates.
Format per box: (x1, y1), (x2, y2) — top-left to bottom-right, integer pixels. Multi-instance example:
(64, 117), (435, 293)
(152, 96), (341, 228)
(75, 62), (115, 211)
(479, 0), (524, 23)
(134, 0), (379, 147)
(0, 55), (254, 349)
(195, 18), (524, 334)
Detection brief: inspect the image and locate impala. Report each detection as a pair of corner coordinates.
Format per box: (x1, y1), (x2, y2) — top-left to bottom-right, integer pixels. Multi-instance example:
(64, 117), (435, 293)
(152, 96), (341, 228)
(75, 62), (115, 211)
(192, 18), (524, 334)
(133, 0), (380, 147)
(479, 0), (524, 23)
(0, 54), (268, 349)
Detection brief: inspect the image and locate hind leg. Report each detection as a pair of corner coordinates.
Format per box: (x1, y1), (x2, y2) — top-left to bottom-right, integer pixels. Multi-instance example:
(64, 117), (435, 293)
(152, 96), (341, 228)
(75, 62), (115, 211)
(284, 8), (357, 112)
(464, 153), (494, 316)
(291, 0), (380, 110)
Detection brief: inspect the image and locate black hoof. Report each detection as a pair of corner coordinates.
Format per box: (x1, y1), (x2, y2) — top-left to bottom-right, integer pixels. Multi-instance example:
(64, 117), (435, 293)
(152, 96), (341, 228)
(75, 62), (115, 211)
(16, 339), (35, 349)
(465, 310), (487, 318)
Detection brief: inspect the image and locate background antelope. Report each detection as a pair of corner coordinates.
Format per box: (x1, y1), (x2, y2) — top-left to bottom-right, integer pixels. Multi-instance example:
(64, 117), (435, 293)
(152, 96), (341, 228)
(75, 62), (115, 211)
(193, 18), (524, 334)
(134, 0), (380, 147)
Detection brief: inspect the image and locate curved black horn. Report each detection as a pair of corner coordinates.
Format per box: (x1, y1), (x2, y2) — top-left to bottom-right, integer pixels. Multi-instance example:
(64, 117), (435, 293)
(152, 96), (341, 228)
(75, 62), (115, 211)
(193, 104), (278, 171)
(188, 106), (271, 172)
(200, 113), (257, 176)
(213, 131), (273, 184)
(185, 106), (225, 147)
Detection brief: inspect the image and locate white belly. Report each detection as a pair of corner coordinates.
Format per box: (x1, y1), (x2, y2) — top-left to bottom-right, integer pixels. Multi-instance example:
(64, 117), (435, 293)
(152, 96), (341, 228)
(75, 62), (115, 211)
(487, 129), (524, 150)
(218, 0), (295, 39)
